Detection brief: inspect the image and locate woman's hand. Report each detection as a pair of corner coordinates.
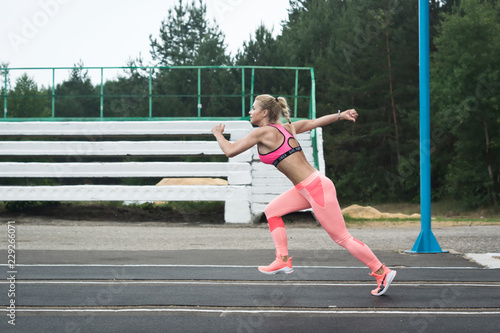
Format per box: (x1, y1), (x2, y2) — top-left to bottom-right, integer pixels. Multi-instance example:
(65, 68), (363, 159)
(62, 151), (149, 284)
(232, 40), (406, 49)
(212, 123), (225, 136)
(341, 109), (358, 122)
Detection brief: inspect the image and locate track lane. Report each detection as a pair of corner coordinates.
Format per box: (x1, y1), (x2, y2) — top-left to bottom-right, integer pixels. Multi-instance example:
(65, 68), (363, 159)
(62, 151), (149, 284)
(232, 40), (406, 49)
(2, 274), (499, 309)
(2, 264), (499, 282)
(2, 250), (499, 332)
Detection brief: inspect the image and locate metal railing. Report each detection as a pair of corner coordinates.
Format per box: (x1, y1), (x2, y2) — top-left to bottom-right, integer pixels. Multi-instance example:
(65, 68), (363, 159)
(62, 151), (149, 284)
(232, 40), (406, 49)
(1, 65), (319, 168)
(1, 65), (316, 121)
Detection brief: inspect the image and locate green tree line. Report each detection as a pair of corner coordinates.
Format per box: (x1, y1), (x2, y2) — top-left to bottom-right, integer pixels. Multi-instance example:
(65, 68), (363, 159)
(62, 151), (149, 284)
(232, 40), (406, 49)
(1, 0), (498, 209)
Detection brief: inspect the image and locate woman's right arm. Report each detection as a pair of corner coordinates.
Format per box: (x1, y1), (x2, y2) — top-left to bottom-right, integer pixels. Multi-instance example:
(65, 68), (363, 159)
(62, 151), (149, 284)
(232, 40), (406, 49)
(212, 124), (263, 158)
(293, 109), (358, 134)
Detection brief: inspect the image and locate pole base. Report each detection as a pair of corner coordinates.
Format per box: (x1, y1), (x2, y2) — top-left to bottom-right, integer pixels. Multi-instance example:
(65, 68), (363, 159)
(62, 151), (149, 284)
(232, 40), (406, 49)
(406, 229), (447, 253)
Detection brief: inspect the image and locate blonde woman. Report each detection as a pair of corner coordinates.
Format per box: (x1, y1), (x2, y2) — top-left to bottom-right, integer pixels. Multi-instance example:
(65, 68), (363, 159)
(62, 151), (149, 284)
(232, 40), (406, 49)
(212, 95), (396, 296)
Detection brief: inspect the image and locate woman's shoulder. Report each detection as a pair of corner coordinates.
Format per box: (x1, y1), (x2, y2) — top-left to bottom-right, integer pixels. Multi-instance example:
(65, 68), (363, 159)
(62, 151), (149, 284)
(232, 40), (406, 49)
(249, 125), (275, 138)
(264, 122), (296, 136)
(281, 123), (297, 136)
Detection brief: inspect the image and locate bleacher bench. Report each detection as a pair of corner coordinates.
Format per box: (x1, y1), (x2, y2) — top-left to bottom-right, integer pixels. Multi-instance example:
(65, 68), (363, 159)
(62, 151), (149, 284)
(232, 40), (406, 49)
(0, 121), (254, 223)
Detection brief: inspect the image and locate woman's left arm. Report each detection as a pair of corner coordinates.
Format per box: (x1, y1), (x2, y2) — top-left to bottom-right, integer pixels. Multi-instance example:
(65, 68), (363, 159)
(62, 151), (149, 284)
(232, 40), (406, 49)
(212, 123), (262, 157)
(293, 109), (358, 134)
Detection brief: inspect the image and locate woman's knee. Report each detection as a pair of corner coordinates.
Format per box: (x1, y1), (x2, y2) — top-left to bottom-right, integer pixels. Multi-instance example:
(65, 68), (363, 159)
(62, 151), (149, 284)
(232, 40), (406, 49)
(264, 205), (277, 219)
(329, 231), (353, 247)
(264, 199), (286, 219)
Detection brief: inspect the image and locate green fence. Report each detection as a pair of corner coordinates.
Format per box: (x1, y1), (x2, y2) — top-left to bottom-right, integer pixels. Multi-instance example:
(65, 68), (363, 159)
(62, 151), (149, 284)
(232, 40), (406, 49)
(1, 65), (319, 168)
(1, 66), (316, 121)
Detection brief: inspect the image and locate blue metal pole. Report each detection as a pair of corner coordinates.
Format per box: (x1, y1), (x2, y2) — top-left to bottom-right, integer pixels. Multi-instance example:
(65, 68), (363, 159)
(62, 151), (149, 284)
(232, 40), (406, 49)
(409, 0), (444, 253)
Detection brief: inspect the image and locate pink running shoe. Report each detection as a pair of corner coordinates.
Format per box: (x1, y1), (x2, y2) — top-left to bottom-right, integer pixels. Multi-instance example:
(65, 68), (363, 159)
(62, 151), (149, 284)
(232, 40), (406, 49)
(370, 265), (396, 296)
(258, 256), (293, 275)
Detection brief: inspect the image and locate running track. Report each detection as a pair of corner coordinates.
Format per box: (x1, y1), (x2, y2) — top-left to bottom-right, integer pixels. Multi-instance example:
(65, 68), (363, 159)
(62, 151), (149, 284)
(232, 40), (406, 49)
(1, 249), (499, 333)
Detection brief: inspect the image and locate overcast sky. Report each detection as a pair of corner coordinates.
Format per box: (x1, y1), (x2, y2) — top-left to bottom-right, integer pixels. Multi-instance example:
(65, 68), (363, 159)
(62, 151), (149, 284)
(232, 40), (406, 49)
(0, 0), (290, 85)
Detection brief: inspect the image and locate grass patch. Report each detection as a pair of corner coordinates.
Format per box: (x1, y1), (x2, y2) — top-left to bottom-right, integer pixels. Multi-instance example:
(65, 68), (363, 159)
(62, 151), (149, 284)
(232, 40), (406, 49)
(432, 216), (500, 223)
(343, 216), (421, 223)
(368, 201), (499, 221)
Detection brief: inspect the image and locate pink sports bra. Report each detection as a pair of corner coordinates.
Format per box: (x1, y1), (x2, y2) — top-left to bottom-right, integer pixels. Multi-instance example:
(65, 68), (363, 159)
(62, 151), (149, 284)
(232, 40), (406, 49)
(258, 124), (302, 167)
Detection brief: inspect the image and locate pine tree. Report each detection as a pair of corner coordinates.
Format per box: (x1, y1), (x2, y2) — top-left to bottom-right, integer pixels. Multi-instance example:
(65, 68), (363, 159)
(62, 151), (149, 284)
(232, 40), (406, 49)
(55, 62), (99, 118)
(149, 0), (233, 117)
(8, 74), (50, 118)
(431, 0), (500, 207)
(280, 0), (421, 202)
(149, 0), (229, 66)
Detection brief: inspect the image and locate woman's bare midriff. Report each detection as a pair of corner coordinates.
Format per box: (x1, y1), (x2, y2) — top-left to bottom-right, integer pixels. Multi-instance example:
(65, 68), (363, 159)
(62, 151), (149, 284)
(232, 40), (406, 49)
(275, 150), (317, 185)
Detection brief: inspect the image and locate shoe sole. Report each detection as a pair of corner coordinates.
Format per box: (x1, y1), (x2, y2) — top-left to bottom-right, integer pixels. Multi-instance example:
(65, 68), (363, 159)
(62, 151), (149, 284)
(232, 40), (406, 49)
(372, 270), (397, 296)
(258, 267), (294, 275)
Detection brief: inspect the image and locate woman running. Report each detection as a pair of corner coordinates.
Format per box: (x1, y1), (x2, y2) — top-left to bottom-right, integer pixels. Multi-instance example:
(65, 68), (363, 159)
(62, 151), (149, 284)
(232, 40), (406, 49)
(212, 94), (396, 296)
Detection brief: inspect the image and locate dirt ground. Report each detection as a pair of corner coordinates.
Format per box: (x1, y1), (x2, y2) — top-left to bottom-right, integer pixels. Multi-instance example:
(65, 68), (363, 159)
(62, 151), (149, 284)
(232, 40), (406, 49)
(341, 204), (421, 219)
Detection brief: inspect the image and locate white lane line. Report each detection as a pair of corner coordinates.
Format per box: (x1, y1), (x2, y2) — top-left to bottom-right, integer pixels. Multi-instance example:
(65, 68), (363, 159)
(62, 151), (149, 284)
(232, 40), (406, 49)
(4, 308), (500, 316)
(466, 253), (500, 268)
(0, 264), (492, 269)
(1, 281), (498, 287)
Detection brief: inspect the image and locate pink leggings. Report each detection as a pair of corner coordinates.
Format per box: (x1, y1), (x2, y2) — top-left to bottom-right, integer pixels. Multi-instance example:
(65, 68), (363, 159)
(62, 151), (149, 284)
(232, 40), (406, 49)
(264, 171), (382, 273)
